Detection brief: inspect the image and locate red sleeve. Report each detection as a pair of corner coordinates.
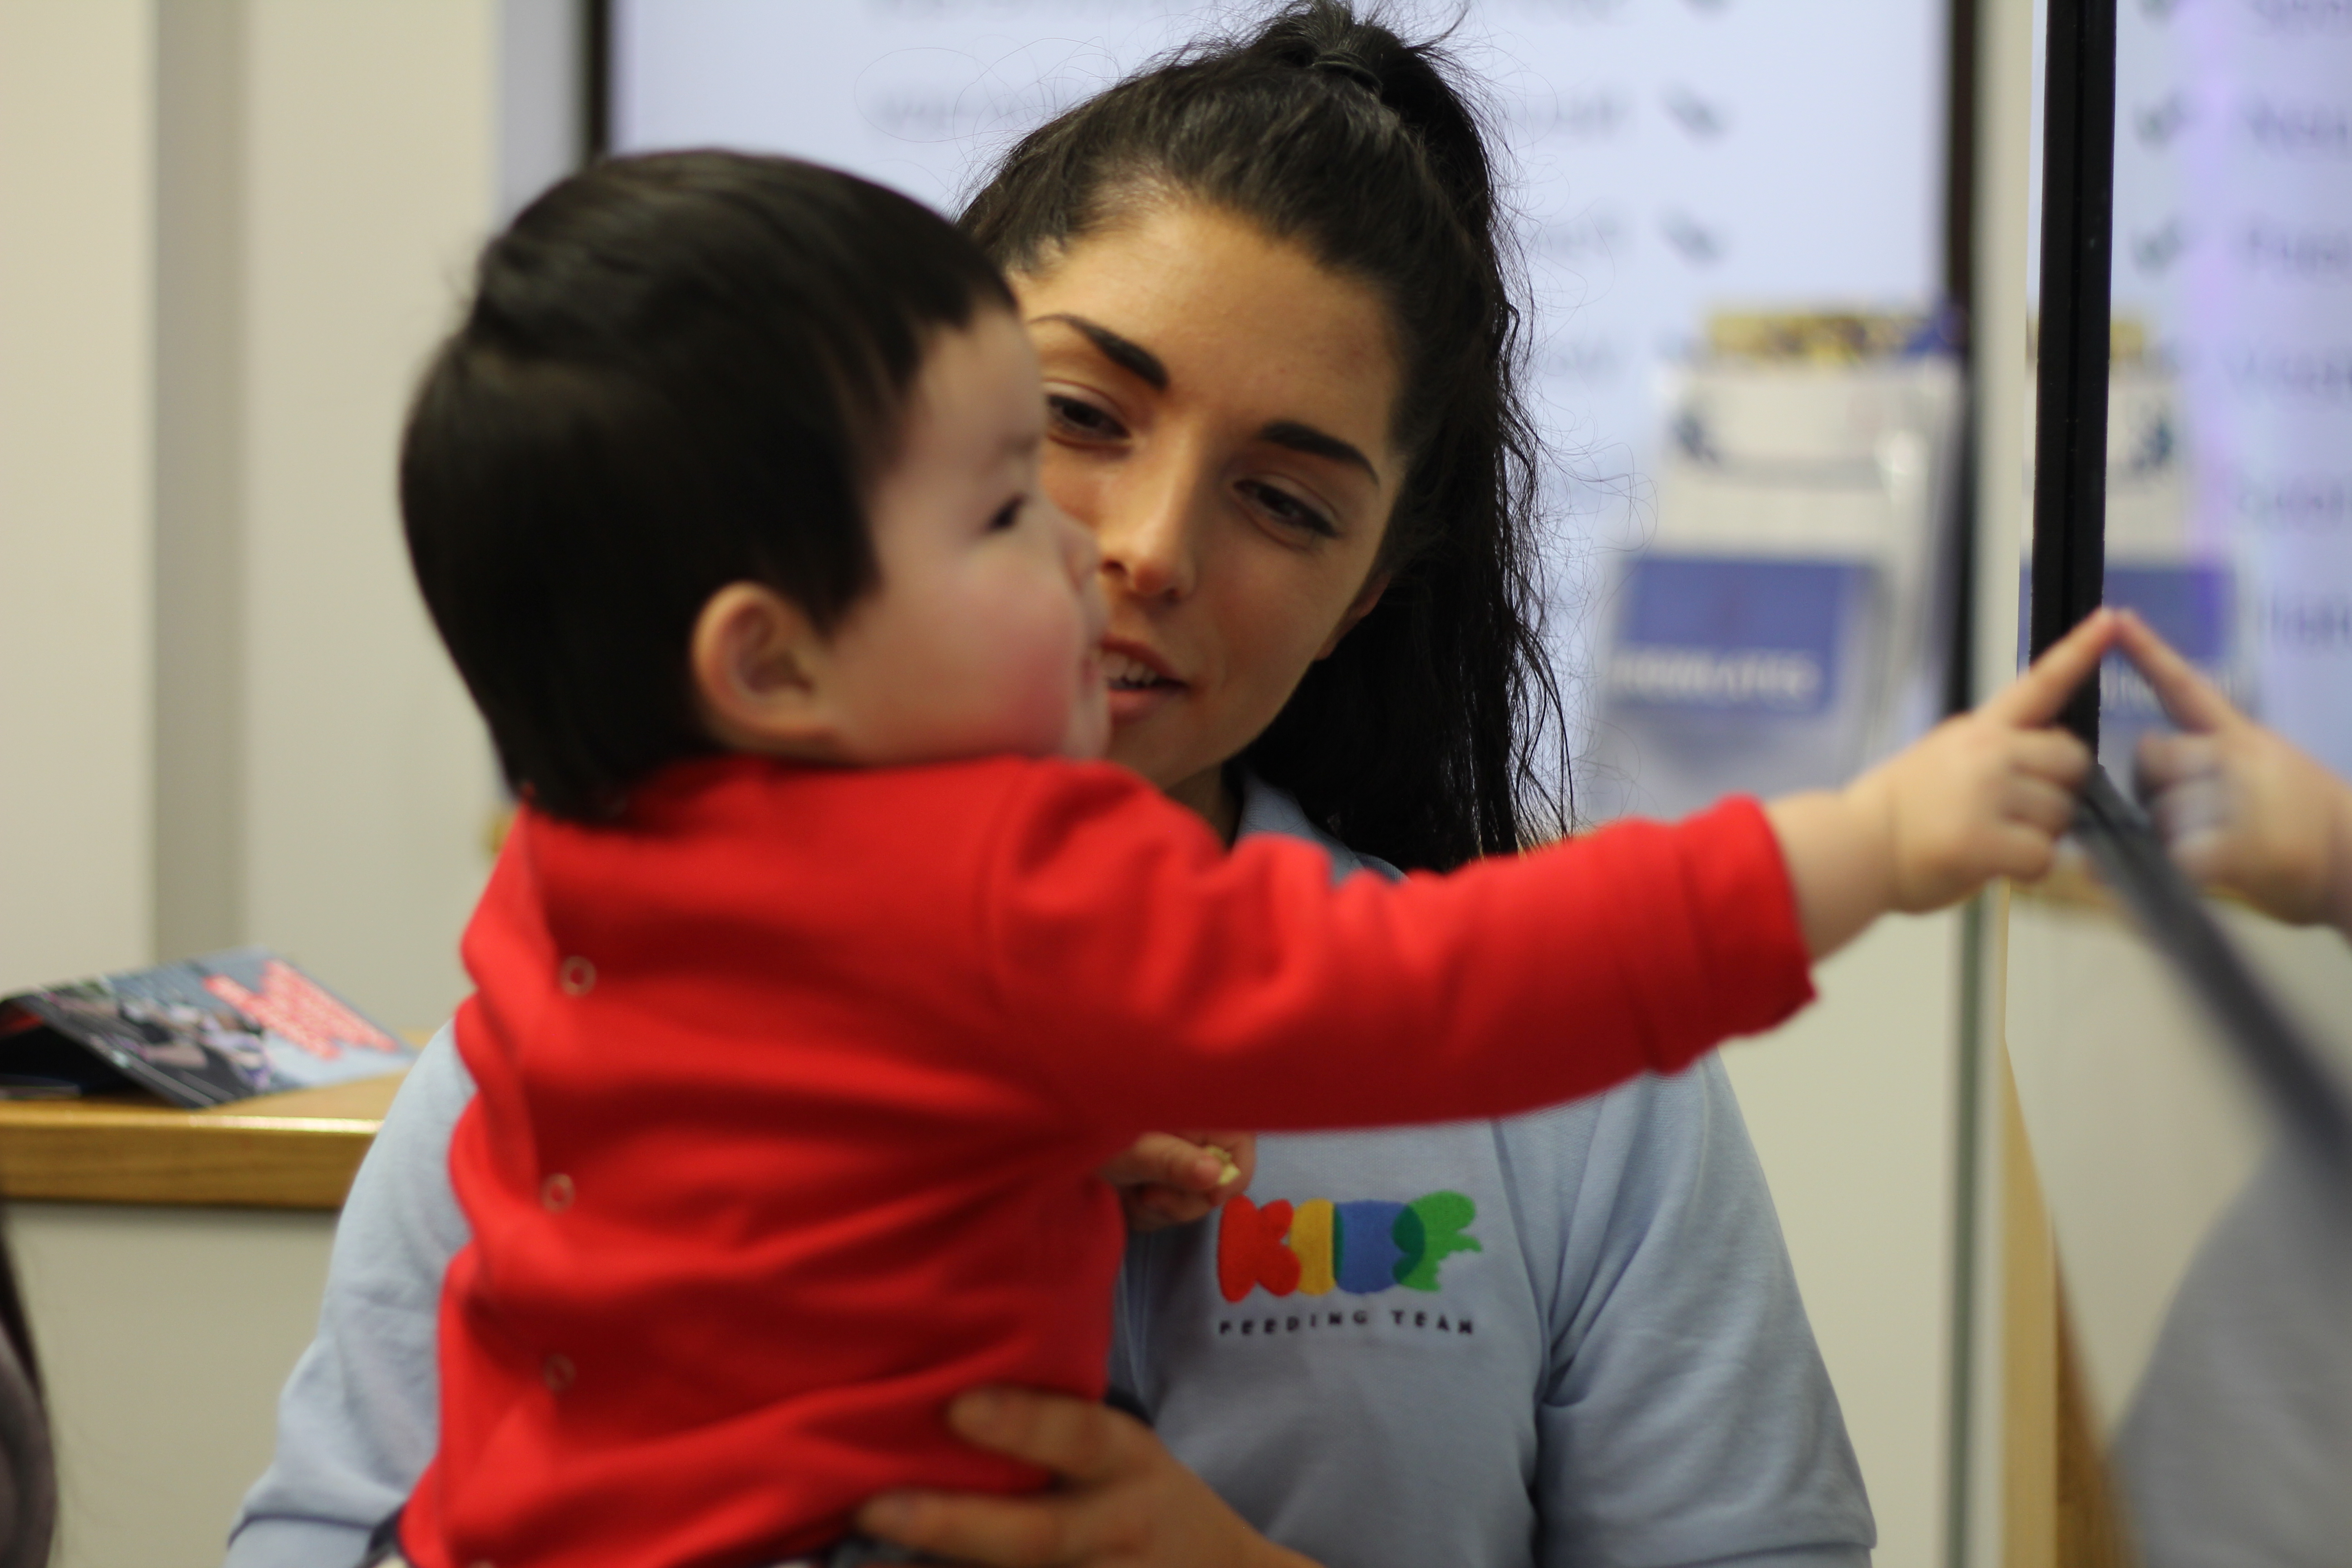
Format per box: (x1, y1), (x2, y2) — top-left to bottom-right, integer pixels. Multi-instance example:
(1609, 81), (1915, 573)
(978, 767), (1814, 1135)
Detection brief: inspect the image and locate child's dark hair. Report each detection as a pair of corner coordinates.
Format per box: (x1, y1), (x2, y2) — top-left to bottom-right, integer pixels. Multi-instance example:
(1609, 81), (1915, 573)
(402, 152), (1014, 820)
(962, 0), (1569, 870)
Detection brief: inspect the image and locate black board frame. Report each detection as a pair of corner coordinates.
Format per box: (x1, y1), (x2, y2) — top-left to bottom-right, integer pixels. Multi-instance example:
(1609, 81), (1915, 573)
(2027, 0), (2118, 744)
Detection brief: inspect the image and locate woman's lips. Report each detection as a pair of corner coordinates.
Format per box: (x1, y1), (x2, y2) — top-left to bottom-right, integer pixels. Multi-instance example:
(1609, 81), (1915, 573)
(1102, 643), (1184, 725)
(1107, 682), (1181, 724)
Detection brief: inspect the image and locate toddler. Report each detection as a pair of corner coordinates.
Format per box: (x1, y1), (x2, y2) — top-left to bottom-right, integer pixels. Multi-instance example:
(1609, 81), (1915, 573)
(391, 152), (2112, 1568)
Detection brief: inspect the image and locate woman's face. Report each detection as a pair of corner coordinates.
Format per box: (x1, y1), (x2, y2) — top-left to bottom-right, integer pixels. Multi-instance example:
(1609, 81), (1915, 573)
(1012, 202), (1406, 833)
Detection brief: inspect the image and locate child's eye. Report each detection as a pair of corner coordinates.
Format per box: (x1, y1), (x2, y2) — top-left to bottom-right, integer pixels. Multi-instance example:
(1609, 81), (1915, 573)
(1240, 480), (1337, 539)
(1047, 394), (1127, 442)
(987, 498), (1022, 532)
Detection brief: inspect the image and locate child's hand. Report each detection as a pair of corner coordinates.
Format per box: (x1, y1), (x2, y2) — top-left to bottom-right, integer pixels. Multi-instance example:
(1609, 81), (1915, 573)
(2117, 609), (2352, 933)
(1098, 1132), (1254, 1234)
(1767, 610), (2116, 958)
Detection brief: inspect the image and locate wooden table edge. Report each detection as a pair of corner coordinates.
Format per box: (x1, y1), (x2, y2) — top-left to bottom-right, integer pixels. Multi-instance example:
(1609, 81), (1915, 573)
(0, 1070), (405, 1211)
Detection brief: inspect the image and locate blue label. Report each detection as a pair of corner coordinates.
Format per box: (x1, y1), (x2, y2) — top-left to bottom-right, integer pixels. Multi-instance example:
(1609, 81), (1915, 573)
(1607, 556), (1865, 717)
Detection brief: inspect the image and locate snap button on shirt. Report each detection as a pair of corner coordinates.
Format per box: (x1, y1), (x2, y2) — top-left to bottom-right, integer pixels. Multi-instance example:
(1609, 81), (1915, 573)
(558, 956), (596, 995)
(541, 1172), (575, 1212)
(542, 1353), (576, 1394)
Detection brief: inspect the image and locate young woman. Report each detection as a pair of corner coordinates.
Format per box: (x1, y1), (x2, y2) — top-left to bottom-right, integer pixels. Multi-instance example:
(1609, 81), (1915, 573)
(225, 6), (1873, 1565)
(853, 10), (1874, 1566)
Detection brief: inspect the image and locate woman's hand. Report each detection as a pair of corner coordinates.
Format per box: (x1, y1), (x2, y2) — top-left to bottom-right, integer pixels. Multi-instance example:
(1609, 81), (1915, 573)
(2117, 609), (2352, 934)
(1767, 609), (2114, 958)
(855, 1388), (1319, 1568)
(1098, 1132), (1255, 1233)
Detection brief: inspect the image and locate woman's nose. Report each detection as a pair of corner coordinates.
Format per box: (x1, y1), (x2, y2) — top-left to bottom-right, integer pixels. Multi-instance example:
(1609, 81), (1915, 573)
(1094, 455), (1203, 603)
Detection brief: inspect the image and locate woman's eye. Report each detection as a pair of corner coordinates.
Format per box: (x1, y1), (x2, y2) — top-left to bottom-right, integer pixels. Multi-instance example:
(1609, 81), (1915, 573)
(987, 498), (1022, 532)
(1241, 480), (1337, 539)
(1046, 394), (1127, 442)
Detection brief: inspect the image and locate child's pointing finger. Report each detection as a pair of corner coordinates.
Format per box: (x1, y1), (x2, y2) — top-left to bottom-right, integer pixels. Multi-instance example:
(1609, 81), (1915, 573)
(1984, 608), (2119, 728)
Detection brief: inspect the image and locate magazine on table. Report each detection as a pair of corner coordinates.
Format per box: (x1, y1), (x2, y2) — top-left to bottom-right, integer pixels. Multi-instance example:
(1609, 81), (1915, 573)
(0, 947), (415, 1109)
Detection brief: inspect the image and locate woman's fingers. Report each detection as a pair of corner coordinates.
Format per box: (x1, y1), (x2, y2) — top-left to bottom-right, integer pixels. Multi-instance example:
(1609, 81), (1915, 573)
(948, 1387), (1143, 1485)
(854, 1391), (1138, 1563)
(859, 1487), (1089, 1568)
(1204, 1132), (1255, 1195)
(2114, 609), (2238, 735)
(856, 1388), (1136, 1565)
(856, 1388), (1295, 1568)
(1103, 1132), (1253, 1233)
(1099, 1133), (1217, 1194)
(1984, 608), (2118, 728)
(1100, 1131), (1253, 1196)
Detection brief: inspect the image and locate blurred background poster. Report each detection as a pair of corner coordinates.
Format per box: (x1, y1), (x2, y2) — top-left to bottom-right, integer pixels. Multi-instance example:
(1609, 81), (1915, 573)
(2134, 0), (2352, 779)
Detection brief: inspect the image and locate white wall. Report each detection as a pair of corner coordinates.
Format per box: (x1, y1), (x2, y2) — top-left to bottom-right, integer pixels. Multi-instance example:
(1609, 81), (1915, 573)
(9, 1), (505, 1031)
(3, 6), (505, 1563)
(234, 0), (501, 1033)
(0, 0), (157, 996)
(12, 1204), (336, 1568)
(1726, 910), (1965, 1568)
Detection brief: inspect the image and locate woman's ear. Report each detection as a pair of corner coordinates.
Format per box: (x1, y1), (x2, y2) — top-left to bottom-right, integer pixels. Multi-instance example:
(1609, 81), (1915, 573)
(689, 583), (843, 758)
(1314, 571), (1392, 660)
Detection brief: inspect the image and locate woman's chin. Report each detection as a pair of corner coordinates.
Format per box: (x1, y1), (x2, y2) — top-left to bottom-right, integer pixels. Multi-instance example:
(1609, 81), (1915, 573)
(1104, 692), (1201, 781)
(1107, 682), (1183, 727)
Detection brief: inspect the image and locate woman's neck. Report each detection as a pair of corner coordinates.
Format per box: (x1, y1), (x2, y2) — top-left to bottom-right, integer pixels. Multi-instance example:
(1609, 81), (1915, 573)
(1165, 764), (1242, 847)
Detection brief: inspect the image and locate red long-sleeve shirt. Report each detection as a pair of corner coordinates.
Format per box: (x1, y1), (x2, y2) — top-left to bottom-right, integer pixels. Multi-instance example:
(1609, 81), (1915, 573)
(403, 754), (1813, 1568)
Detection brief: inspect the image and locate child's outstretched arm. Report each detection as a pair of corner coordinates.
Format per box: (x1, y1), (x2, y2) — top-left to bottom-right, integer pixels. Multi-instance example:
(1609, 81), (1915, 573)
(985, 614), (2112, 1136)
(1764, 610), (2117, 959)
(2117, 610), (2352, 936)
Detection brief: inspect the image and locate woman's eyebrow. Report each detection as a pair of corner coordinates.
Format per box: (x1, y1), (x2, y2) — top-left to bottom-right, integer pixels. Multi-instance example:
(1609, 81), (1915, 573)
(1029, 313), (1167, 390)
(1259, 420), (1379, 486)
(1031, 312), (1376, 485)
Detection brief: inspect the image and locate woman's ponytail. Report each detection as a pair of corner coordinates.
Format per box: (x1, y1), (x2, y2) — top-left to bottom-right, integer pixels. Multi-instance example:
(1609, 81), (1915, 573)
(1246, 4), (1503, 250)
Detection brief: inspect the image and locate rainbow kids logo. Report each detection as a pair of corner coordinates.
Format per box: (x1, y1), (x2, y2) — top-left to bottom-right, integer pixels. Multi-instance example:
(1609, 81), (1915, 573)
(1217, 1191), (1481, 1303)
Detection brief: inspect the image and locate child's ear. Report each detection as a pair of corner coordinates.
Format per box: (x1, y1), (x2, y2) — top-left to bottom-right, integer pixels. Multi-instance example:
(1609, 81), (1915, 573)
(690, 583), (843, 758)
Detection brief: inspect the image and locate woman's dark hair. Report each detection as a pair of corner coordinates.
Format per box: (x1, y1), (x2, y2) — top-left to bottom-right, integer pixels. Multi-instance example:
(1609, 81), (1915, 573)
(961, 0), (1570, 870)
(402, 152), (1013, 820)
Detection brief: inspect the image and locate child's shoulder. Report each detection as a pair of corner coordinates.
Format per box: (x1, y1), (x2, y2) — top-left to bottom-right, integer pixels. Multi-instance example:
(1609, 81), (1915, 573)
(582, 752), (1166, 846)
(495, 753), (1184, 942)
